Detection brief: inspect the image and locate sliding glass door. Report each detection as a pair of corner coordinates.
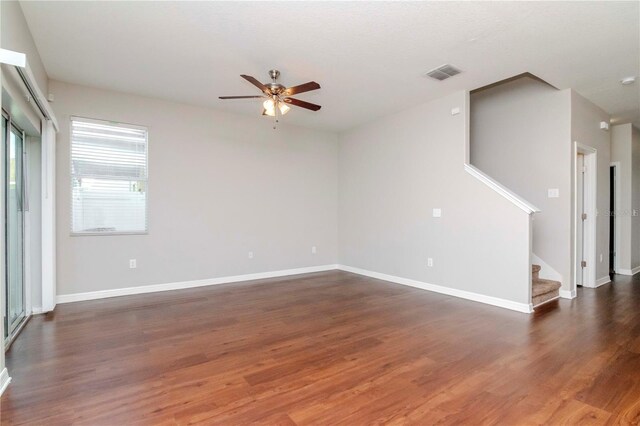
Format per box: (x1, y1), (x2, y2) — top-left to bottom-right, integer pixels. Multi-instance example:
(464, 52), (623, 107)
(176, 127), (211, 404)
(2, 112), (26, 342)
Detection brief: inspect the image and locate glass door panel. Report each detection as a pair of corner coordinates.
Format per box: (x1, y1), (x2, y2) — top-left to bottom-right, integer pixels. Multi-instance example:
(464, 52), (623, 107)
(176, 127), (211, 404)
(3, 115), (26, 341)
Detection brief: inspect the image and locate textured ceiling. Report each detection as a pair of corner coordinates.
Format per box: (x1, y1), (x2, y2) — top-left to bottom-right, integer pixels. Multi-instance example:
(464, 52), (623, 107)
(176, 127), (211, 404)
(20, 1), (640, 132)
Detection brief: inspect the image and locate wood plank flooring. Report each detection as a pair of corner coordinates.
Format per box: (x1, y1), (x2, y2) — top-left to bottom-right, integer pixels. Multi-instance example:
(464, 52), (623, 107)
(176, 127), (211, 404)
(1, 270), (640, 425)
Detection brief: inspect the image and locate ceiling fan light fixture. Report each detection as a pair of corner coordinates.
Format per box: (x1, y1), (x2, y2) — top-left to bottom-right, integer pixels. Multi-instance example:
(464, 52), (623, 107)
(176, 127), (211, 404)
(263, 98), (275, 111)
(278, 102), (290, 115)
(221, 70), (321, 124)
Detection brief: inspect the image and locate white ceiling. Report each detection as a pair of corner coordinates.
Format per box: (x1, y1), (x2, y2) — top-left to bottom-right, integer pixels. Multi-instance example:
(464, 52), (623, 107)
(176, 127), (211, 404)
(21, 1), (640, 132)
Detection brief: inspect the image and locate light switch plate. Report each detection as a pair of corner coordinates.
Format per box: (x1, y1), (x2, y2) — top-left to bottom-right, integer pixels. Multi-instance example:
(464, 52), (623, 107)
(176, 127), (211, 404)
(451, 107), (461, 115)
(433, 208), (442, 218)
(548, 188), (559, 198)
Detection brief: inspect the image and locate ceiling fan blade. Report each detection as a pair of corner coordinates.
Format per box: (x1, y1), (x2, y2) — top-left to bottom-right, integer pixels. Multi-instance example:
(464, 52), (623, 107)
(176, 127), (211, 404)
(283, 81), (321, 96)
(240, 74), (269, 93)
(283, 97), (321, 111)
(219, 96), (264, 99)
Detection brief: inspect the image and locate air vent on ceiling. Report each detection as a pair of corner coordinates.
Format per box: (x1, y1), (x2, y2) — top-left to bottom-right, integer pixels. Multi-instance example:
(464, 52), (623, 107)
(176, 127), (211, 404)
(425, 64), (462, 81)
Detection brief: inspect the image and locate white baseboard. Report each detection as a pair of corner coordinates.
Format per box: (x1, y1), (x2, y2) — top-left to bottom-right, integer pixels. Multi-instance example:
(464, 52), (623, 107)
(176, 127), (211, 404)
(57, 263), (534, 314)
(337, 265), (533, 314)
(31, 307), (44, 315)
(617, 266), (640, 276)
(559, 289), (576, 299)
(0, 368), (11, 397)
(582, 277), (611, 289)
(56, 265), (339, 304)
(594, 276), (612, 287)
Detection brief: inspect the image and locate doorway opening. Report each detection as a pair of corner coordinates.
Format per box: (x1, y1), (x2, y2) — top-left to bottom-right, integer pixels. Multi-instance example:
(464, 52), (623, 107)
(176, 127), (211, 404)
(1, 100), (42, 350)
(610, 162), (620, 277)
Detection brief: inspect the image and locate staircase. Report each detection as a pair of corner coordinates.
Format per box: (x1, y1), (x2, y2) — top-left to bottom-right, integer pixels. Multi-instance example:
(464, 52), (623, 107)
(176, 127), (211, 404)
(532, 264), (561, 307)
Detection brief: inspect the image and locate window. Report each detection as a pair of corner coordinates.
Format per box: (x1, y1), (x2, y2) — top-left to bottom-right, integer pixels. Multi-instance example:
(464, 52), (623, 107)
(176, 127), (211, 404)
(71, 117), (148, 235)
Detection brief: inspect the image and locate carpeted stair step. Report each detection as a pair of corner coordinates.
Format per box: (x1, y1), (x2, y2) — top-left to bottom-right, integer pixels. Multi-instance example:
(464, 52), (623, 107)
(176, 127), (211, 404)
(532, 278), (561, 307)
(532, 264), (541, 280)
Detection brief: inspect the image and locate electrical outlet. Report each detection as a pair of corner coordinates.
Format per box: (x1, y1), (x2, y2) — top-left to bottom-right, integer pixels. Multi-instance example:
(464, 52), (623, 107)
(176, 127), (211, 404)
(248, 251), (254, 259)
(433, 208), (442, 218)
(427, 258), (434, 267)
(129, 259), (137, 269)
(311, 246), (317, 254)
(548, 188), (560, 198)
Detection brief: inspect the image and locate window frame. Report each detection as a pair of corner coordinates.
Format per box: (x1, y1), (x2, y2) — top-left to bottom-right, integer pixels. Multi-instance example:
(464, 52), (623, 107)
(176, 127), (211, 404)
(69, 116), (149, 237)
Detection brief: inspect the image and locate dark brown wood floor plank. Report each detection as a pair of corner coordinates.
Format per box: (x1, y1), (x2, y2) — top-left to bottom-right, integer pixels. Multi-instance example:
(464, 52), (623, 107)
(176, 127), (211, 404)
(2, 270), (640, 424)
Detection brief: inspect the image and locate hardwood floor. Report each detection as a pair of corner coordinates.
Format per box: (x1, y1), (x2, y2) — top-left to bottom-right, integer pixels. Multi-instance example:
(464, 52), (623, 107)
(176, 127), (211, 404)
(1, 270), (640, 425)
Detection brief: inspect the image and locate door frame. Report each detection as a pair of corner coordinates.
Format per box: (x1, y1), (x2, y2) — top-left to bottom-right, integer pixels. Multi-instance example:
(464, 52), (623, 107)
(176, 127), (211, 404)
(573, 142), (597, 290)
(2, 111), (28, 347)
(610, 162), (621, 274)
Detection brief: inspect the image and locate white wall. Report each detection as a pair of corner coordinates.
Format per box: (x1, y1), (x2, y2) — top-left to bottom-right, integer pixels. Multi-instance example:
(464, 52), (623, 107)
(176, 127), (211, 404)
(0, 40), (5, 379)
(339, 91), (532, 306)
(470, 78), (611, 290)
(632, 126), (640, 269)
(470, 77), (572, 287)
(1, 0), (48, 96)
(611, 124), (632, 271)
(612, 123), (640, 273)
(50, 80), (339, 296)
(570, 91), (611, 283)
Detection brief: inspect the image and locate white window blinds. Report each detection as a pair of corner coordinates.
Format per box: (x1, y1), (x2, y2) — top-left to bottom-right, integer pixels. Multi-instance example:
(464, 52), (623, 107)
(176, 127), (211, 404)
(71, 117), (148, 235)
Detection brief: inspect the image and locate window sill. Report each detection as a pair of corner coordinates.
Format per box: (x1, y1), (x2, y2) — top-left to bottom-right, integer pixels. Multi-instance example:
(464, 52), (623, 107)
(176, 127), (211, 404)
(70, 231), (148, 237)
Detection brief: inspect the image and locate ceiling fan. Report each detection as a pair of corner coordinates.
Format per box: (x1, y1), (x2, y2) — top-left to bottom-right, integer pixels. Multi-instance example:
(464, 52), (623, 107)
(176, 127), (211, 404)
(219, 70), (321, 128)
